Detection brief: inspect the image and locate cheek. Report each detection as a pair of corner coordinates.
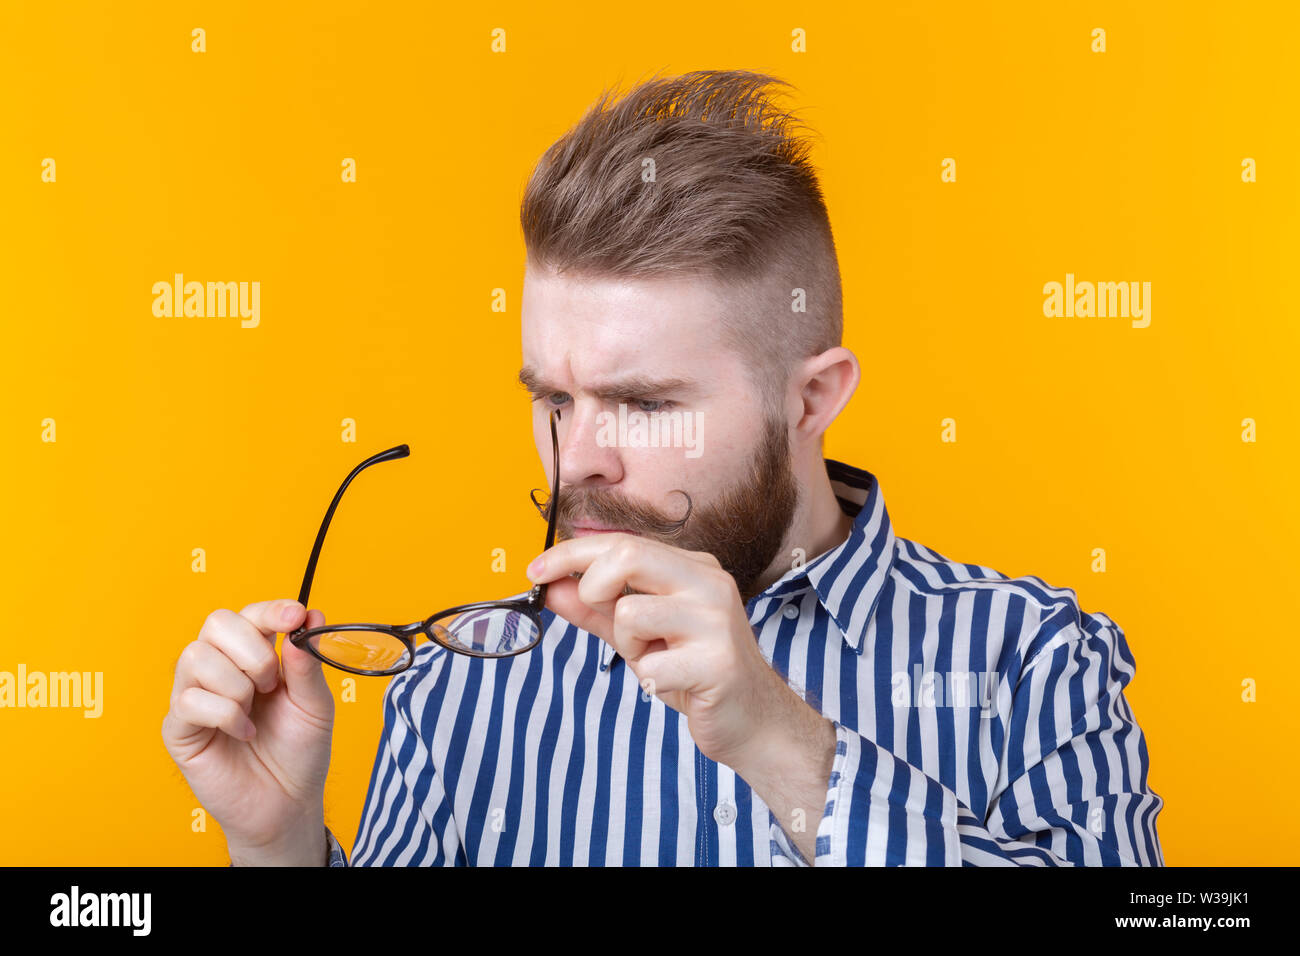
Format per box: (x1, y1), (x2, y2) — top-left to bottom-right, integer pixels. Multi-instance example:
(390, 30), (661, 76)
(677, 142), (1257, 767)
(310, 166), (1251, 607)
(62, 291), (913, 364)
(616, 402), (757, 500)
(616, 446), (685, 498)
(621, 446), (724, 507)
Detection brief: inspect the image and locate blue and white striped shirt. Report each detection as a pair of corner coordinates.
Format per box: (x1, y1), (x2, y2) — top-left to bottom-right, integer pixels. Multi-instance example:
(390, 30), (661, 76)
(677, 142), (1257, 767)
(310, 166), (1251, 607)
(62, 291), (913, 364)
(323, 458), (1163, 866)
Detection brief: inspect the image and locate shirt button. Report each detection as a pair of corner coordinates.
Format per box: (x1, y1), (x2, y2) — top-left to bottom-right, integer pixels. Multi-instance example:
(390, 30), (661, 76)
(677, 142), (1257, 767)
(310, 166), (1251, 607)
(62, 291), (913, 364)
(713, 801), (736, 826)
(782, 603), (800, 620)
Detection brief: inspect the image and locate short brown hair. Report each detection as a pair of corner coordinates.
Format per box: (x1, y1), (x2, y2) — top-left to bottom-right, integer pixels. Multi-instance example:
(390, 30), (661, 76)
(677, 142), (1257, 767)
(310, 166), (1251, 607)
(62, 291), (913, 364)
(520, 70), (842, 413)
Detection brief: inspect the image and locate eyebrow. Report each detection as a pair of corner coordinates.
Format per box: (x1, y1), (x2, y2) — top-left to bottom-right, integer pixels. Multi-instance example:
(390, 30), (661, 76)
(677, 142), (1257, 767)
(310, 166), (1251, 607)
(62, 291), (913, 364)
(517, 365), (694, 403)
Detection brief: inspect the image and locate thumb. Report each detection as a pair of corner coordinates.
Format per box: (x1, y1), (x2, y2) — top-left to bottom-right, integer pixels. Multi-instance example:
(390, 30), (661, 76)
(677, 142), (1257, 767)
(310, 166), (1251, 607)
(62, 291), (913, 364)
(279, 605), (335, 713)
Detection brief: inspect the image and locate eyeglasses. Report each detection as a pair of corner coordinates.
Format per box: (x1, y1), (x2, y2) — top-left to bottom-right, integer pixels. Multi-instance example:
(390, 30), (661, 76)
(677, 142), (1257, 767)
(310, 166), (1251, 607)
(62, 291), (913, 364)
(288, 409), (561, 676)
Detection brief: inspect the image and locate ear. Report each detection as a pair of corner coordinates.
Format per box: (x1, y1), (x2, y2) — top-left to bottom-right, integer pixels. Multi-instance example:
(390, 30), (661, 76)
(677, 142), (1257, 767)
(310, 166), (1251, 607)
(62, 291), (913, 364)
(787, 347), (860, 442)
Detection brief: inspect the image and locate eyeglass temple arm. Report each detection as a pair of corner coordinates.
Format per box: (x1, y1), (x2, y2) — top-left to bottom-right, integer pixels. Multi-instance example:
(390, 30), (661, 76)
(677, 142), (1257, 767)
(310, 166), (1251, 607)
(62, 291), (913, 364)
(294, 412), (556, 617)
(296, 444), (411, 611)
(533, 409), (561, 609)
(543, 409), (560, 551)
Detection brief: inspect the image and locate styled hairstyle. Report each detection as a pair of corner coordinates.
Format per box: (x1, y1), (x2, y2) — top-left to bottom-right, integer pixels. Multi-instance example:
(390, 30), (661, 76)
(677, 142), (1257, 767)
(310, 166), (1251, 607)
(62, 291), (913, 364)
(520, 69), (842, 414)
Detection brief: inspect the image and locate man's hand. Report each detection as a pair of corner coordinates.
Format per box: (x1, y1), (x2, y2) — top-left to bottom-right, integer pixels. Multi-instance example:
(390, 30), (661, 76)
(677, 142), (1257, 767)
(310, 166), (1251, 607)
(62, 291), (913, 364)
(526, 534), (836, 862)
(161, 600), (336, 866)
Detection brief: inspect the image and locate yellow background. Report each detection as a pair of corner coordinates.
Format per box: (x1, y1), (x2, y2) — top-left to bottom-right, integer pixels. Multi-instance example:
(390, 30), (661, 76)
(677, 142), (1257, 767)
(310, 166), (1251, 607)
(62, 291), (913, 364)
(1, 1), (1295, 865)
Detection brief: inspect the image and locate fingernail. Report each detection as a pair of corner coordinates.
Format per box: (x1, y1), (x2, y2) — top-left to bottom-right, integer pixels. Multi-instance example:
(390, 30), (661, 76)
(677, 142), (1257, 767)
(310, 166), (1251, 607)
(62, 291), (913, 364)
(526, 556), (544, 580)
(281, 603), (300, 626)
(241, 717), (257, 740)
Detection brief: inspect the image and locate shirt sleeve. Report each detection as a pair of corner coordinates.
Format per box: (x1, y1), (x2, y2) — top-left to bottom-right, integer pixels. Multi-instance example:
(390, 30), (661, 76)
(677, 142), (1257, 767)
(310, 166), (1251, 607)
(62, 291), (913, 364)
(346, 653), (463, 866)
(769, 611), (1164, 866)
(325, 826), (348, 866)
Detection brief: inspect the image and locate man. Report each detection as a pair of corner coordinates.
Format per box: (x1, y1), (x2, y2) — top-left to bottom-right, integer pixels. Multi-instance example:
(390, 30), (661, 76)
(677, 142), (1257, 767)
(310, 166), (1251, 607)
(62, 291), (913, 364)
(162, 70), (1163, 866)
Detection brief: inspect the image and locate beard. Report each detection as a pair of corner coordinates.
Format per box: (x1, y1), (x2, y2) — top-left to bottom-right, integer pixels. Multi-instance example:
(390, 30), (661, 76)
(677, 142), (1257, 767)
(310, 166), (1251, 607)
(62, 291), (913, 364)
(548, 413), (801, 602)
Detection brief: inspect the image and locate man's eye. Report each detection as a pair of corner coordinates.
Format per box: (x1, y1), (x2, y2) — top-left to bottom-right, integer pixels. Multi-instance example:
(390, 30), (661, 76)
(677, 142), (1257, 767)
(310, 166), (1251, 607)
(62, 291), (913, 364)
(634, 399), (670, 413)
(544, 391), (572, 408)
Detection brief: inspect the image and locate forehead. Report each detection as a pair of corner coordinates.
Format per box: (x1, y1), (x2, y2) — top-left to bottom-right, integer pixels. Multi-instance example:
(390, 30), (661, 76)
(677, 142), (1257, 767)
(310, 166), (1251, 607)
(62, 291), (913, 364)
(520, 265), (739, 383)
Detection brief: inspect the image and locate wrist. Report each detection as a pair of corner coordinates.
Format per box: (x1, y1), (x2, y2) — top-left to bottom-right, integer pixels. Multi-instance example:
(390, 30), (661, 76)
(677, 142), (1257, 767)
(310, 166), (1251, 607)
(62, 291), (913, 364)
(732, 675), (835, 792)
(228, 813), (328, 867)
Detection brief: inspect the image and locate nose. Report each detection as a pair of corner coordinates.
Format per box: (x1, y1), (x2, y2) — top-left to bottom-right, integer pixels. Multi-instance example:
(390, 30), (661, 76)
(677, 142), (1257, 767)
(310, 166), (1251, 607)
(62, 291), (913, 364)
(557, 400), (624, 488)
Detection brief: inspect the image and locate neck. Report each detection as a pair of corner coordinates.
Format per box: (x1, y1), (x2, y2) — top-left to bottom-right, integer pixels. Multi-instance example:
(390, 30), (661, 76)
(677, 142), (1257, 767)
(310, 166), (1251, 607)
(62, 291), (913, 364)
(751, 454), (854, 597)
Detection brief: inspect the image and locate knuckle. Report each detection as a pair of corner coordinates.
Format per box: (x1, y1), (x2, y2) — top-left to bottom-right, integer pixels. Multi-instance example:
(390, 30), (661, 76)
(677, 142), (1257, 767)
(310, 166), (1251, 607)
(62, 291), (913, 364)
(247, 659), (278, 689)
(176, 685), (204, 713)
(192, 637), (248, 684)
(702, 570), (734, 601)
(613, 596), (642, 629)
(575, 573), (598, 606)
(231, 661), (256, 690)
(234, 671), (257, 704)
(254, 644), (280, 671)
(201, 608), (232, 637)
(176, 640), (202, 671)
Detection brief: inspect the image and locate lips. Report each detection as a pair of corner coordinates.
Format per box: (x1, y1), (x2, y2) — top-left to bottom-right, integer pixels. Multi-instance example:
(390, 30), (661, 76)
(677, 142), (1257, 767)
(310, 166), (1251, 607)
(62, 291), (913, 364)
(572, 524), (639, 537)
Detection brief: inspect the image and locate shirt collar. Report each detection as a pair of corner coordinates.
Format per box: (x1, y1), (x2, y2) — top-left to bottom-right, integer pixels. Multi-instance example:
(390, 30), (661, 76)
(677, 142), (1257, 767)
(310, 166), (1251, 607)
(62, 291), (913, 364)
(595, 458), (897, 671)
(749, 458), (896, 654)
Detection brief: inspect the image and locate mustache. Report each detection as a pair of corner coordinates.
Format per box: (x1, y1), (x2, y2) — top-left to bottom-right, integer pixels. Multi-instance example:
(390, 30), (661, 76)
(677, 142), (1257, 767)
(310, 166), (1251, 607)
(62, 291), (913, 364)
(531, 485), (694, 537)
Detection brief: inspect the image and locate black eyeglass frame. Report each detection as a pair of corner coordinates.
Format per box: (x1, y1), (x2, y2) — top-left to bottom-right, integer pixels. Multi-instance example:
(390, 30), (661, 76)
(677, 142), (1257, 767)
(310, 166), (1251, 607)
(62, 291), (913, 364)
(287, 409), (561, 676)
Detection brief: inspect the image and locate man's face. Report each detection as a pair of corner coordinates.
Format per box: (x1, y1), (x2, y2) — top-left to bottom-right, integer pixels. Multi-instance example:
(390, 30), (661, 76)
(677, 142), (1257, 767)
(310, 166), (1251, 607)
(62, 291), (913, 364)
(520, 264), (800, 600)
